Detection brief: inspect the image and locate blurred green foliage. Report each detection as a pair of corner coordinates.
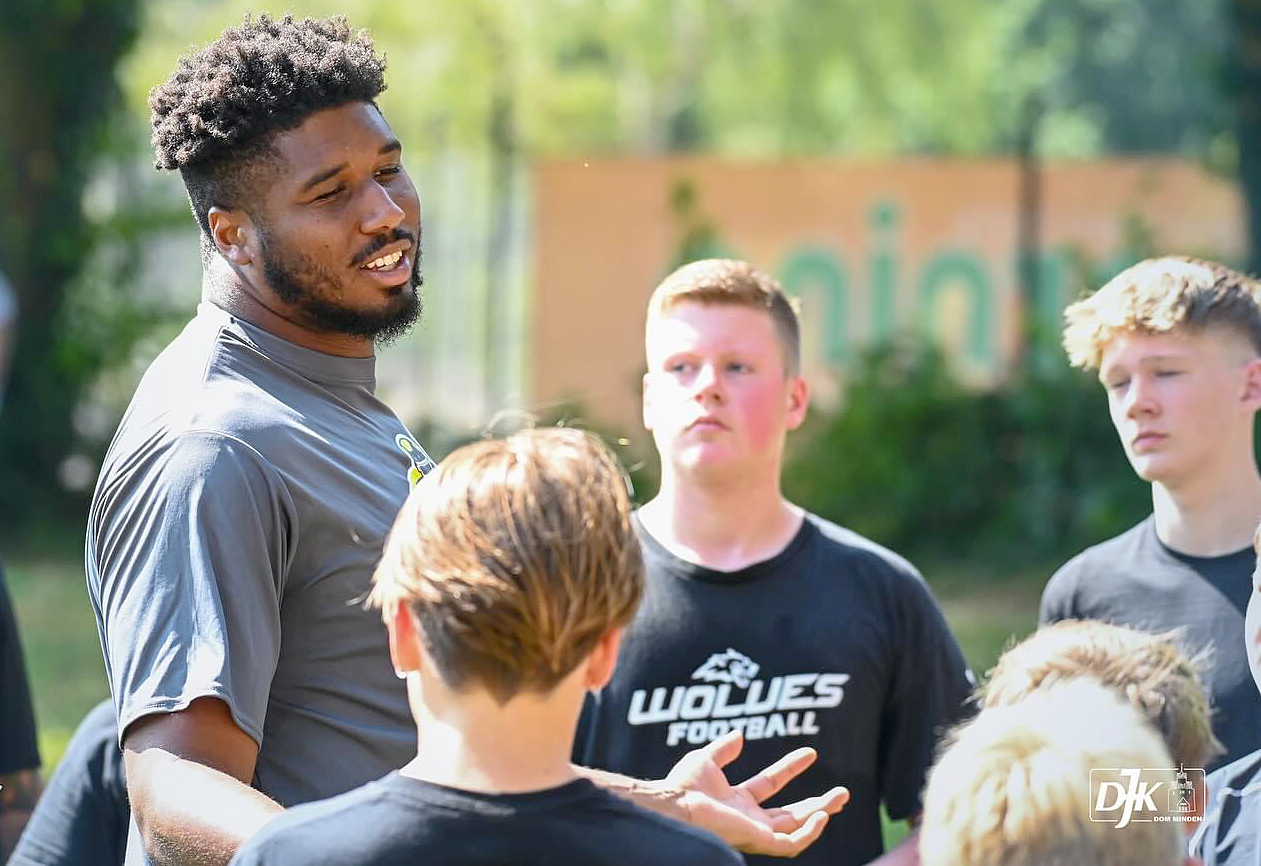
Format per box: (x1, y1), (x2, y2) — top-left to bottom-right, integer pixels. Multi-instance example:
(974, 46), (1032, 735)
(0, 0), (147, 533)
(0, 0), (1248, 539)
(784, 341), (1150, 561)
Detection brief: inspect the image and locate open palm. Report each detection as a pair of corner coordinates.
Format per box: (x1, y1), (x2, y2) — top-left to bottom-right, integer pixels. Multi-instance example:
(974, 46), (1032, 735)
(663, 730), (849, 857)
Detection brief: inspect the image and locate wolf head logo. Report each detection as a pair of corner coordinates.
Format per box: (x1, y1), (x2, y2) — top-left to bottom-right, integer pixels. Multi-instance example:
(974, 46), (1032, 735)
(692, 649), (760, 689)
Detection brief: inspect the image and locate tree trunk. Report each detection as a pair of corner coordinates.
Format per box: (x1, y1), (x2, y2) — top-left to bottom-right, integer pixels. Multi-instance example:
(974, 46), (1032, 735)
(1230, 0), (1261, 274)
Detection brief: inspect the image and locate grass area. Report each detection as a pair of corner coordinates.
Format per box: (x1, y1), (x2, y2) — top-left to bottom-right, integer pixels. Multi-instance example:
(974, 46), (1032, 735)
(5, 546), (112, 769)
(5, 543), (1048, 855)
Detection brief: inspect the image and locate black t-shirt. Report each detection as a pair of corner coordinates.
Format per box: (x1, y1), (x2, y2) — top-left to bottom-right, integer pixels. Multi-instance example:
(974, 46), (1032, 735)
(1190, 747), (1261, 865)
(0, 560), (40, 776)
(1040, 516), (1260, 772)
(574, 513), (974, 866)
(10, 698), (128, 866)
(229, 773), (741, 866)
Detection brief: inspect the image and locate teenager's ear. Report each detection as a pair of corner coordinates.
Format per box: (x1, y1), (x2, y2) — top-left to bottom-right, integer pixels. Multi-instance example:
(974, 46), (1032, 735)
(207, 206), (255, 266)
(785, 374), (809, 431)
(584, 628), (624, 691)
(387, 603), (422, 677)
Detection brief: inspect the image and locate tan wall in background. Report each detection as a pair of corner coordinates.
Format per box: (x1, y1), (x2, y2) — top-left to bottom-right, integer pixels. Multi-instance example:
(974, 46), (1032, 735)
(533, 158), (1243, 440)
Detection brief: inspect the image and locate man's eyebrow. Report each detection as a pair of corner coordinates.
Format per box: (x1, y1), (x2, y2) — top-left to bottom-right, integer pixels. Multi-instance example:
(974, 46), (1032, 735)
(300, 164), (347, 193)
(299, 142), (402, 193)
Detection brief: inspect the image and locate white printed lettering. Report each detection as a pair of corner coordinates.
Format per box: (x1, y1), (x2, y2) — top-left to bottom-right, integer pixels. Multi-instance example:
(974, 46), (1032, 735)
(777, 673), (820, 710)
(813, 674), (849, 708)
(680, 685), (718, 720)
(712, 683), (746, 718)
(629, 686), (684, 725)
(744, 677), (783, 715)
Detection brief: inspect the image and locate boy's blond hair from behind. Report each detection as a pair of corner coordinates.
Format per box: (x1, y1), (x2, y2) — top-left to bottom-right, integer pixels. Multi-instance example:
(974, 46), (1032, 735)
(920, 679), (1185, 866)
(368, 427), (644, 704)
(981, 619), (1222, 770)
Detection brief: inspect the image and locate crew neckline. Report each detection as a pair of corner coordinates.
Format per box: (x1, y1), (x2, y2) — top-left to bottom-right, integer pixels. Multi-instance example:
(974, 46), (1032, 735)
(1145, 515), (1255, 566)
(633, 511), (814, 585)
(382, 773), (601, 809)
(198, 301), (378, 388)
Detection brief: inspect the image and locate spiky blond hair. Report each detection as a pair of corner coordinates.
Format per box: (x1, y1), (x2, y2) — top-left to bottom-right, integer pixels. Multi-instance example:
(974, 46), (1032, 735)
(1062, 256), (1261, 370)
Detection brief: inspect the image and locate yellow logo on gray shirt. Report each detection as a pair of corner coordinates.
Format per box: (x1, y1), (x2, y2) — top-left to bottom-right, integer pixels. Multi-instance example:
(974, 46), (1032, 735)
(395, 434), (435, 488)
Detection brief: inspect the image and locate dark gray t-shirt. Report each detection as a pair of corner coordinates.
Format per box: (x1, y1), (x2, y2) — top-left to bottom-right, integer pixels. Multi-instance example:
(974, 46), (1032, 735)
(86, 303), (435, 829)
(1040, 516), (1260, 772)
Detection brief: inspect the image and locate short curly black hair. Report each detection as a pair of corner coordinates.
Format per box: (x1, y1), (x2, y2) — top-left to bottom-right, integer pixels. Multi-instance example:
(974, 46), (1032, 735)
(149, 13), (387, 238)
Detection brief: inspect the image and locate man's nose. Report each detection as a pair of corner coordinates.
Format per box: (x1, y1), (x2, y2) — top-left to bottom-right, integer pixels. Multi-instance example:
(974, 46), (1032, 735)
(359, 180), (406, 235)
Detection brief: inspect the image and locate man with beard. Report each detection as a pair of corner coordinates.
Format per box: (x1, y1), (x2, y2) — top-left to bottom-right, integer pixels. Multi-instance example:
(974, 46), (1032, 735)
(91, 15), (842, 866)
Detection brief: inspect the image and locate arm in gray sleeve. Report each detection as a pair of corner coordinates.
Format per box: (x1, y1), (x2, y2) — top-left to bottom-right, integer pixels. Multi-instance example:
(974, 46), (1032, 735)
(89, 430), (294, 746)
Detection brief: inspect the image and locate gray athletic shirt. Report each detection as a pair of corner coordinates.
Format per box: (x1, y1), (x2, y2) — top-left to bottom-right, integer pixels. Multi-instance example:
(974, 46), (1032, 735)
(86, 302), (435, 814)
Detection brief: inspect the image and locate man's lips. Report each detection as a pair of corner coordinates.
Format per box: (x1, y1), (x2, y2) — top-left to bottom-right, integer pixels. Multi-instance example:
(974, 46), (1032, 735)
(356, 240), (413, 286)
(354, 239), (412, 269)
(686, 416), (727, 432)
(1131, 431), (1167, 451)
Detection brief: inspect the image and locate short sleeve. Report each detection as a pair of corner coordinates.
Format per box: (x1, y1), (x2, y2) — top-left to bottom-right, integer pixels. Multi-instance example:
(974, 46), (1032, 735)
(0, 561), (41, 774)
(89, 431), (293, 747)
(1038, 561), (1079, 626)
(876, 571), (974, 821)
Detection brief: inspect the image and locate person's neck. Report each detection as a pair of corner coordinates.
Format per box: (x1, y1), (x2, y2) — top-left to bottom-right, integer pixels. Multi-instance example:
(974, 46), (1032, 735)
(641, 463), (803, 571)
(1152, 455), (1261, 557)
(201, 259), (374, 358)
(402, 675), (583, 795)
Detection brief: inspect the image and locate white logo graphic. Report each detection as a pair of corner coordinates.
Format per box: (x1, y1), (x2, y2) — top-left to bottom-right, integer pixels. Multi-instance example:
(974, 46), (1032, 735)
(627, 648), (849, 748)
(1089, 765), (1204, 829)
(693, 649), (760, 688)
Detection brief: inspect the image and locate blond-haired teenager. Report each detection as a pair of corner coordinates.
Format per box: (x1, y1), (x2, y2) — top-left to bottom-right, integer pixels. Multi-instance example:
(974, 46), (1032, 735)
(231, 429), (744, 865)
(920, 679), (1196, 866)
(983, 619), (1221, 831)
(1041, 256), (1261, 770)
(575, 259), (973, 866)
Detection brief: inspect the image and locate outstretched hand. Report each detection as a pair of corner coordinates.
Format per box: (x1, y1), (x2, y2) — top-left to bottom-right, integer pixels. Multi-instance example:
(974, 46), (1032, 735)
(662, 730), (849, 857)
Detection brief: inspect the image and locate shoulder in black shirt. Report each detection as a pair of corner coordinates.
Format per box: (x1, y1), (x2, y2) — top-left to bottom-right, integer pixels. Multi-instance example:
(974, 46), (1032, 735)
(230, 773), (741, 866)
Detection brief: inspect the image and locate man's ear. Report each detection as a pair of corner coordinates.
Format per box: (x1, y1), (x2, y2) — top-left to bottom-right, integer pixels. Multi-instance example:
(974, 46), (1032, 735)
(785, 374), (809, 431)
(387, 603), (422, 677)
(584, 628), (624, 691)
(207, 207), (255, 266)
